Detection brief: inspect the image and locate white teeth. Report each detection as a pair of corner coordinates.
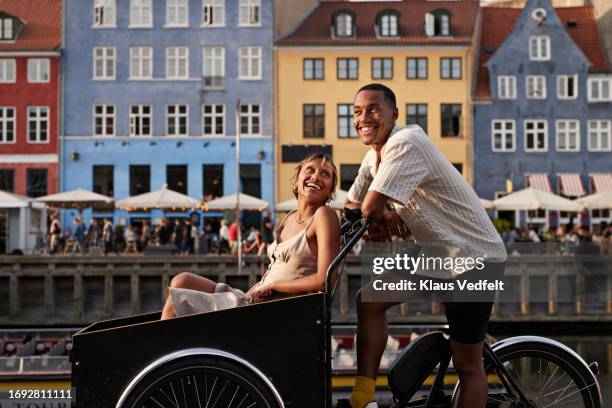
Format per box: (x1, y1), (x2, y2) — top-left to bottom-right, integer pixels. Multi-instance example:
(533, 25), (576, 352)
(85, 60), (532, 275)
(306, 183), (320, 190)
(361, 127), (372, 132)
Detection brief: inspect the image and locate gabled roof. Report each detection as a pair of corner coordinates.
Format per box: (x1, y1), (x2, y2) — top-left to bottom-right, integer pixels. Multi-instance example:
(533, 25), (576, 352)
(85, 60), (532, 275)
(0, 0), (61, 51)
(277, 0), (479, 46)
(476, 5), (608, 101)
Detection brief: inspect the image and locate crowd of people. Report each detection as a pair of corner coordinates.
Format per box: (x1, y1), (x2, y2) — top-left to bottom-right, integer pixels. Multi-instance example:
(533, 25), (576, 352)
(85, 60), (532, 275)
(503, 222), (611, 244)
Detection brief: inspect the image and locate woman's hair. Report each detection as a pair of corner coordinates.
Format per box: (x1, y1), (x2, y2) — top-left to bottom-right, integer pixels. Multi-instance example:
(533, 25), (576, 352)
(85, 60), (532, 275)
(290, 153), (338, 201)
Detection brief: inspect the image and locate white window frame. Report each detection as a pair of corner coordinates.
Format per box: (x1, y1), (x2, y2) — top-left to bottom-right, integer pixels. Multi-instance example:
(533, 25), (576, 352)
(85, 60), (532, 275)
(587, 77), (612, 102)
(239, 0), (261, 27)
(497, 75), (516, 100)
(93, 104), (116, 137)
(166, 104), (189, 137)
(129, 0), (153, 28)
(27, 106), (50, 144)
(526, 75), (546, 99)
(93, 47), (116, 80)
(555, 120), (580, 152)
(93, 0), (116, 28)
(491, 120), (516, 152)
(166, 0), (189, 27)
(129, 105), (153, 137)
(587, 120), (611, 152)
(529, 36), (550, 61)
(0, 17), (13, 40)
(557, 74), (578, 100)
(129, 47), (153, 79)
(166, 46), (189, 79)
(379, 14), (398, 37)
(202, 46), (225, 89)
(27, 59), (50, 83)
(0, 107), (16, 144)
(239, 104), (261, 136)
(335, 13), (353, 37)
(338, 104), (357, 138)
(202, 0), (225, 27)
(0, 59), (16, 83)
(238, 46), (262, 80)
(524, 119), (548, 152)
(202, 104), (225, 136)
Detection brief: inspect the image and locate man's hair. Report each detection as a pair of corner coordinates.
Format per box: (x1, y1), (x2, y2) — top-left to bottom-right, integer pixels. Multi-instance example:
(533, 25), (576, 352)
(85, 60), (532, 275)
(357, 83), (397, 107)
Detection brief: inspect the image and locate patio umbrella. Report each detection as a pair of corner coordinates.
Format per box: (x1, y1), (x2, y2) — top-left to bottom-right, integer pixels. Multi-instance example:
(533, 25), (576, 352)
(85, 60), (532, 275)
(0, 191), (42, 209)
(492, 187), (581, 212)
(480, 198), (495, 210)
(34, 188), (113, 213)
(575, 191), (612, 210)
(275, 190), (349, 211)
(204, 193), (269, 211)
(115, 186), (199, 211)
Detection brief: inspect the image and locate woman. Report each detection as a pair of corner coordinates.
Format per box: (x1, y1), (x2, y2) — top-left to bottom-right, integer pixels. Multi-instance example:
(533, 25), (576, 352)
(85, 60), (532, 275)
(161, 153), (341, 319)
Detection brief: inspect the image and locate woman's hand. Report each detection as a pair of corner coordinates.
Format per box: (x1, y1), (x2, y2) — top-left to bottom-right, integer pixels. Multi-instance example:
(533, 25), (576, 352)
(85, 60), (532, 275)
(248, 282), (274, 303)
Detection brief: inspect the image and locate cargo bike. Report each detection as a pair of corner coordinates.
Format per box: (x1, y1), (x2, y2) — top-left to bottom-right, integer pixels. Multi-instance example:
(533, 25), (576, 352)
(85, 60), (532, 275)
(71, 218), (603, 408)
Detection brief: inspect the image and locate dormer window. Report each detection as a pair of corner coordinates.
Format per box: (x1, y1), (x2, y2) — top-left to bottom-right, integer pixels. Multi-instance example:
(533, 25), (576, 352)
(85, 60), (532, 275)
(334, 11), (354, 38)
(378, 11), (399, 37)
(425, 9), (451, 37)
(0, 17), (14, 40)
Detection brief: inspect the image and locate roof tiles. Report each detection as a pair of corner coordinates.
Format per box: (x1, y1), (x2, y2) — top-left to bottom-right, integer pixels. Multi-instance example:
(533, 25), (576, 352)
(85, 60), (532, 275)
(0, 0), (61, 51)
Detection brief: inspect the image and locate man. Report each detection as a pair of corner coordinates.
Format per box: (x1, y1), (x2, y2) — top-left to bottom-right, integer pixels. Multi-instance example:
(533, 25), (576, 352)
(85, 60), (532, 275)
(338, 84), (507, 408)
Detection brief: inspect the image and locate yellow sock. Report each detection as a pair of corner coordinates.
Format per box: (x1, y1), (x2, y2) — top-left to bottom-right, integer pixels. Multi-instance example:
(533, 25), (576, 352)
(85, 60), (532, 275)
(349, 376), (376, 408)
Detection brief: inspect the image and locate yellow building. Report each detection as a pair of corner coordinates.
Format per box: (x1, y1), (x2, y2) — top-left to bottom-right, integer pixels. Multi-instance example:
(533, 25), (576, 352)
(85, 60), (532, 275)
(275, 0), (481, 203)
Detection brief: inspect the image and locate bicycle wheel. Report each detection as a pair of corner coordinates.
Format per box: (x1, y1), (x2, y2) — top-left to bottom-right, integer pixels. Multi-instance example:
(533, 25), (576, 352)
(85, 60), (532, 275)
(453, 341), (601, 408)
(120, 355), (283, 408)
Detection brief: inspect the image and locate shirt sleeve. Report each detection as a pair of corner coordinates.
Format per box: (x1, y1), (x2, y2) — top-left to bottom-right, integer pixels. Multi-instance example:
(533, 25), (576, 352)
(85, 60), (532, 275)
(347, 153), (374, 204)
(368, 135), (429, 205)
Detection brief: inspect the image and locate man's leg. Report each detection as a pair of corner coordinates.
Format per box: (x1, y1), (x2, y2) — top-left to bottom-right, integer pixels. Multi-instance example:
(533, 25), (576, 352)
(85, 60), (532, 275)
(450, 339), (487, 408)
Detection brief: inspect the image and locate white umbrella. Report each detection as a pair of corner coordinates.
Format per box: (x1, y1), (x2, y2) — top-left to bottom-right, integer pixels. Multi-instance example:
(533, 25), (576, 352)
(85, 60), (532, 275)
(275, 190), (349, 211)
(116, 186), (199, 211)
(492, 187), (581, 212)
(35, 188), (113, 212)
(575, 191), (612, 210)
(0, 190), (44, 209)
(480, 198), (494, 210)
(204, 193), (269, 211)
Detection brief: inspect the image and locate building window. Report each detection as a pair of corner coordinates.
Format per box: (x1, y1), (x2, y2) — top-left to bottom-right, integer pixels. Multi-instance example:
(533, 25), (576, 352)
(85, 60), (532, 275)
(239, 104), (261, 135)
(524, 120), (548, 152)
(26, 169), (47, 198)
(27, 107), (49, 143)
(93, 0), (116, 27)
(304, 58), (324, 80)
(202, 46), (224, 89)
(130, 0), (153, 27)
(526, 75), (546, 99)
(130, 47), (152, 79)
(238, 46), (261, 80)
(497, 76), (516, 99)
(166, 0), (188, 26)
(93, 105), (115, 136)
(93, 165), (114, 197)
(167, 104), (188, 136)
(130, 165), (150, 196)
(93, 47), (115, 80)
(556, 120), (580, 152)
(334, 12), (353, 37)
(202, 0), (224, 26)
(0, 107), (15, 143)
(441, 104), (461, 137)
(557, 75), (578, 99)
(202, 104), (225, 136)
(0, 17), (14, 40)
(240, 164), (261, 203)
(440, 57), (461, 79)
(491, 120), (515, 152)
(27, 59), (50, 83)
(0, 59), (16, 83)
(337, 58), (358, 80)
(587, 77), (611, 102)
(129, 105), (152, 136)
(588, 120), (611, 151)
(407, 57), (427, 79)
(372, 58), (393, 80)
(340, 165), (360, 191)
(303, 104), (324, 138)
(406, 104), (427, 133)
(378, 12), (398, 37)
(239, 0), (260, 26)
(0, 169), (15, 193)
(203, 165), (223, 199)
(166, 47), (189, 79)
(529, 36), (550, 61)
(167, 165), (187, 194)
(337, 104), (356, 138)
(425, 10), (451, 37)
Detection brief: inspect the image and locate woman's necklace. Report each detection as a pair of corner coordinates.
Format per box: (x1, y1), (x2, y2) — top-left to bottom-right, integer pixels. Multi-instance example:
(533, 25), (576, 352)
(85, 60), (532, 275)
(295, 212), (311, 224)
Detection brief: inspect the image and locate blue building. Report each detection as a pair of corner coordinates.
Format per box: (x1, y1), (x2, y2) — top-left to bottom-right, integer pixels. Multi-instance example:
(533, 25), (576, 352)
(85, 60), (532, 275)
(61, 0), (274, 230)
(473, 0), (612, 227)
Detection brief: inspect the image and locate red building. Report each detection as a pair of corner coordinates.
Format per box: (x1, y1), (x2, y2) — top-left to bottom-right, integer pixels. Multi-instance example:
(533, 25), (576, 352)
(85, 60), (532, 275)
(0, 0), (61, 197)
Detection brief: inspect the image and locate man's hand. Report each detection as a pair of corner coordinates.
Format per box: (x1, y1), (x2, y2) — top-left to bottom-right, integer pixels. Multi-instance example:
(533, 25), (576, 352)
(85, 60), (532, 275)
(366, 222), (391, 242)
(383, 206), (410, 240)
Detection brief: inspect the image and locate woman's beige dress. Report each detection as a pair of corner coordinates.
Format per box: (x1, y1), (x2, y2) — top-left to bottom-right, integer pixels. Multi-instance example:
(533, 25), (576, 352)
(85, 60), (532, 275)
(170, 212), (317, 317)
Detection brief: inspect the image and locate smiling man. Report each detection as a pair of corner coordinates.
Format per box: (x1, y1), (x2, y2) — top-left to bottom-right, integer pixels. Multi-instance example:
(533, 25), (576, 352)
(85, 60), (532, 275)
(337, 84), (507, 408)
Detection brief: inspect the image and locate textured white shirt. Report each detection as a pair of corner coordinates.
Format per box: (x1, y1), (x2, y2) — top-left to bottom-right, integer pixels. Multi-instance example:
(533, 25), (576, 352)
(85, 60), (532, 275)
(348, 125), (507, 277)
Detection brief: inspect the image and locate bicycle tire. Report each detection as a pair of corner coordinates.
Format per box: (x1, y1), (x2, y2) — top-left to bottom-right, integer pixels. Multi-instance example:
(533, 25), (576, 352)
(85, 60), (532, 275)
(119, 355), (283, 408)
(452, 341), (601, 407)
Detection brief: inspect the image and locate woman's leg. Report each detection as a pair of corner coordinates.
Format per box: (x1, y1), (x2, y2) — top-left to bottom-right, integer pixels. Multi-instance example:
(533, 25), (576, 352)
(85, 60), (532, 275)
(161, 272), (217, 320)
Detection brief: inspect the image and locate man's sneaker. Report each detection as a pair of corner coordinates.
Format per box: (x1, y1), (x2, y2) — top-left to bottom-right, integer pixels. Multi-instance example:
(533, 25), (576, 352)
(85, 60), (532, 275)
(336, 399), (378, 408)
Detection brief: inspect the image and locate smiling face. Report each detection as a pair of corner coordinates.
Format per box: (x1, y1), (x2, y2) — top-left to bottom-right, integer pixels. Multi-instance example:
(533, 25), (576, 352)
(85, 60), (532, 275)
(353, 89), (398, 149)
(293, 158), (336, 206)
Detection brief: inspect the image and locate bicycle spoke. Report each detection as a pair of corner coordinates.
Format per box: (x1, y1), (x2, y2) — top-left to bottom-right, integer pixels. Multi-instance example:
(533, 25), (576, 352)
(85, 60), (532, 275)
(193, 376), (203, 408)
(542, 383), (596, 408)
